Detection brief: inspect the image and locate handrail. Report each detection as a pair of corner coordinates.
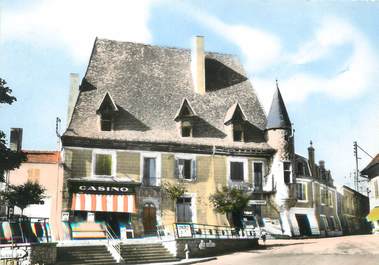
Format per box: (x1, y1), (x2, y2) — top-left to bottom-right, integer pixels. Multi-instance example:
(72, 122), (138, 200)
(104, 225), (123, 263)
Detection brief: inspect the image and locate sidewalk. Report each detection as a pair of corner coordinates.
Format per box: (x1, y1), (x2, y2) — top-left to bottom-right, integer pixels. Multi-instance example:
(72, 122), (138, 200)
(140, 257), (217, 265)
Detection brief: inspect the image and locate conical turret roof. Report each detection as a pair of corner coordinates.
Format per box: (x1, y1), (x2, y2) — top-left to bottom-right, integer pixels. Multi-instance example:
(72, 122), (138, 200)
(266, 81), (291, 130)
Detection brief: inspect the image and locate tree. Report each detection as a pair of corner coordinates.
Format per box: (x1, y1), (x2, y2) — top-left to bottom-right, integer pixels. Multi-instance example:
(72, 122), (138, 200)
(0, 78), (27, 181)
(162, 181), (187, 221)
(209, 186), (250, 229)
(0, 181), (46, 217)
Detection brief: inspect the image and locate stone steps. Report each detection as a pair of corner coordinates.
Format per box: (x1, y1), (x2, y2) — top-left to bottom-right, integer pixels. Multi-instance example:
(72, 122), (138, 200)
(56, 245), (116, 265)
(121, 243), (180, 264)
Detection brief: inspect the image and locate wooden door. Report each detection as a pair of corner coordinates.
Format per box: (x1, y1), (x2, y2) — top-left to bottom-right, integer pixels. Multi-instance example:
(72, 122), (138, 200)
(143, 203), (157, 235)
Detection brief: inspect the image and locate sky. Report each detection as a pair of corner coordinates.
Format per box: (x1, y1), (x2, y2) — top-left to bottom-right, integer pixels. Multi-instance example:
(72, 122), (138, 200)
(0, 0), (378, 191)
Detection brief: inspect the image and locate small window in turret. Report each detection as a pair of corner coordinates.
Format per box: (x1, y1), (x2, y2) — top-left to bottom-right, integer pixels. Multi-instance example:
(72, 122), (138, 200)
(283, 162), (291, 184)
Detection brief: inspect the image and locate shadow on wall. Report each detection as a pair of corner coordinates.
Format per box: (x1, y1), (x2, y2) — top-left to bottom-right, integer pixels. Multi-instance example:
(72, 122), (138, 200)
(114, 106), (150, 132)
(192, 117), (227, 138)
(205, 58), (248, 91)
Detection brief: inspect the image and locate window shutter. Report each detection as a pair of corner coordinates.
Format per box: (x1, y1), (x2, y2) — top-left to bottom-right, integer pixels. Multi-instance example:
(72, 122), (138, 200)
(191, 159), (197, 180)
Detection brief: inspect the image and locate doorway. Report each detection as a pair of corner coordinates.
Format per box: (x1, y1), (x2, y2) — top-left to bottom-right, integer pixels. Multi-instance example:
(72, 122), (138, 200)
(143, 203), (157, 236)
(295, 214), (312, 236)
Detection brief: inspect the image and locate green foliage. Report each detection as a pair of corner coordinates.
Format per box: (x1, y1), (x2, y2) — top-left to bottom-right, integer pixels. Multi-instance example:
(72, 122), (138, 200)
(0, 78), (16, 105)
(0, 78), (27, 181)
(0, 181), (46, 215)
(209, 186), (250, 214)
(162, 181), (187, 201)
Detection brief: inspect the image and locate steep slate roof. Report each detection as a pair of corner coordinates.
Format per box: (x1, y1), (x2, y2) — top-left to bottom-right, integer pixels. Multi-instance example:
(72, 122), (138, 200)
(266, 85), (291, 130)
(64, 38), (271, 150)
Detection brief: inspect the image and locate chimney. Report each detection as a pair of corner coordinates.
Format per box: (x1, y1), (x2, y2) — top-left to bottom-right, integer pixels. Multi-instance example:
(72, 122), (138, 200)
(191, 36), (205, 95)
(10, 128), (23, 151)
(67, 73), (80, 126)
(308, 141), (315, 176)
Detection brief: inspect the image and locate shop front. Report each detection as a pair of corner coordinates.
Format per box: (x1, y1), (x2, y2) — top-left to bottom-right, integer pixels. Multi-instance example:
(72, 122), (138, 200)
(63, 180), (139, 240)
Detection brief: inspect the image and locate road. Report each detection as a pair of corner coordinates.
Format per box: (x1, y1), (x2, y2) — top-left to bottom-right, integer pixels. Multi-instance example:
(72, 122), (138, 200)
(200, 235), (379, 265)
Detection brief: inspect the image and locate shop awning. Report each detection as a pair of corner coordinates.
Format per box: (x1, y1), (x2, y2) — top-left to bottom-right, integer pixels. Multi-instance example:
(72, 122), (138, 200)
(367, 207), (379, 222)
(71, 193), (136, 213)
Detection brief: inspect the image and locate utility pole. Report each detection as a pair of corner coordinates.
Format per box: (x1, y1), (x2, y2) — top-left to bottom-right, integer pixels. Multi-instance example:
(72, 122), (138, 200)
(353, 141), (359, 191)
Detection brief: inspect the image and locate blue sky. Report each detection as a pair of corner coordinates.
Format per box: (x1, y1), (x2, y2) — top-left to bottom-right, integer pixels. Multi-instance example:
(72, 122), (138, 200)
(1, 0), (378, 190)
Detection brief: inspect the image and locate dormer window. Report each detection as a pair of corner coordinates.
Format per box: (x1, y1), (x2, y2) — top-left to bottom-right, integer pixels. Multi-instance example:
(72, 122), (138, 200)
(97, 92), (118, 132)
(233, 124), (244, 142)
(174, 98), (197, 138)
(224, 102), (247, 142)
(181, 121), (192, 137)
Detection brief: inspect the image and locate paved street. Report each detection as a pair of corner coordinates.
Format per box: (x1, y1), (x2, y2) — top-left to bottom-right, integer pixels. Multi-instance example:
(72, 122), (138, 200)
(200, 235), (379, 265)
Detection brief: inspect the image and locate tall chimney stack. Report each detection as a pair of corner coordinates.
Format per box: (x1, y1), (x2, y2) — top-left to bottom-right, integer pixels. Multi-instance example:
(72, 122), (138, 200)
(67, 73), (80, 126)
(191, 36), (206, 95)
(308, 141), (315, 177)
(10, 128), (23, 152)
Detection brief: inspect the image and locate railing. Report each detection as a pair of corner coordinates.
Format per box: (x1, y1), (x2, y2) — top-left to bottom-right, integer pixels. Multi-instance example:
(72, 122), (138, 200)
(104, 225), (123, 263)
(157, 223), (258, 240)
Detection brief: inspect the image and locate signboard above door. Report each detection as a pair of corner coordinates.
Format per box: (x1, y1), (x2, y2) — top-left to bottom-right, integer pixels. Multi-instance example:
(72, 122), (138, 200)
(68, 179), (138, 195)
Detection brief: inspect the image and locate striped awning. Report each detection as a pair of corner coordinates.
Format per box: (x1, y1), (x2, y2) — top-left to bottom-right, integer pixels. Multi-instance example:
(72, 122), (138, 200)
(71, 193), (136, 213)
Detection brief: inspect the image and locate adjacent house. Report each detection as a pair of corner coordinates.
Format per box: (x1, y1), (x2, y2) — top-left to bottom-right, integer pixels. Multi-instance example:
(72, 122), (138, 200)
(337, 185), (370, 235)
(361, 154), (379, 233)
(1, 128), (64, 241)
(291, 143), (342, 237)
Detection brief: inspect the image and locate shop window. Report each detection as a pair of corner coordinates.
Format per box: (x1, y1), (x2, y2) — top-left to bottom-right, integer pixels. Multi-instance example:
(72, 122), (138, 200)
(181, 121), (192, 137)
(230, 161), (244, 181)
(94, 153), (113, 176)
(321, 215), (329, 231)
(328, 216), (336, 231)
(283, 162), (291, 184)
(253, 162), (264, 191)
(176, 158), (196, 180)
(143, 157), (157, 186)
(296, 182), (307, 201)
(176, 197), (192, 223)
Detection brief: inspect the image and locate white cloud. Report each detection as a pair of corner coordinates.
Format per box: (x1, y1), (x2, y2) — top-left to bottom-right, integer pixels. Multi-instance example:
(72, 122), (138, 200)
(2, 0), (155, 62)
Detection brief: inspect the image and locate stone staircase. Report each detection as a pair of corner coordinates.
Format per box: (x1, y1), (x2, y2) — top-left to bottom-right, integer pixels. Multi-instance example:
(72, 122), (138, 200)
(56, 245), (118, 265)
(121, 243), (179, 264)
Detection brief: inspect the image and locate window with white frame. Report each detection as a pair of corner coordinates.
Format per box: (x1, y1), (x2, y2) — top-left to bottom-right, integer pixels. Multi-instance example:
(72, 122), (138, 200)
(283, 162), (291, 184)
(374, 179), (379, 198)
(296, 182), (307, 201)
(175, 155), (196, 180)
(320, 188), (328, 205)
(142, 153), (161, 186)
(228, 158), (248, 185)
(176, 196), (193, 222)
(253, 161), (264, 191)
(328, 190), (333, 207)
(93, 150), (115, 176)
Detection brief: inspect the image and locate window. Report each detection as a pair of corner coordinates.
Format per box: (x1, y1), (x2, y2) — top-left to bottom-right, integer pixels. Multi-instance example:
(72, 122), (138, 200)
(328, 191), (333, 207)
(230, 162), (244, 181)
(253, 162), (264, 191)
(328, 216), (336, 231)
(321, 188), (328, 205)
(176, 157), (196, 180)
(176, 197), (192, 222)
(374, 180), (379, 198)
(27, 168), (40, 183)
(100, 113), (112, 131)
(181, 121), (192, 137)
(233, 124), (243, 142)
(296, 182), (307, 201)
(297, 162), (305, 176)
(283, 162), (291, 184)
(143, 157), (156, 186)
(94, 153), (113, 176)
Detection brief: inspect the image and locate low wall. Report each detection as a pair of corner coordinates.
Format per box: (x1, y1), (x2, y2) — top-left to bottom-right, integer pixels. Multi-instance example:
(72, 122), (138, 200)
(0, 243), (57, 265)
(175, 238), (259, 258)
